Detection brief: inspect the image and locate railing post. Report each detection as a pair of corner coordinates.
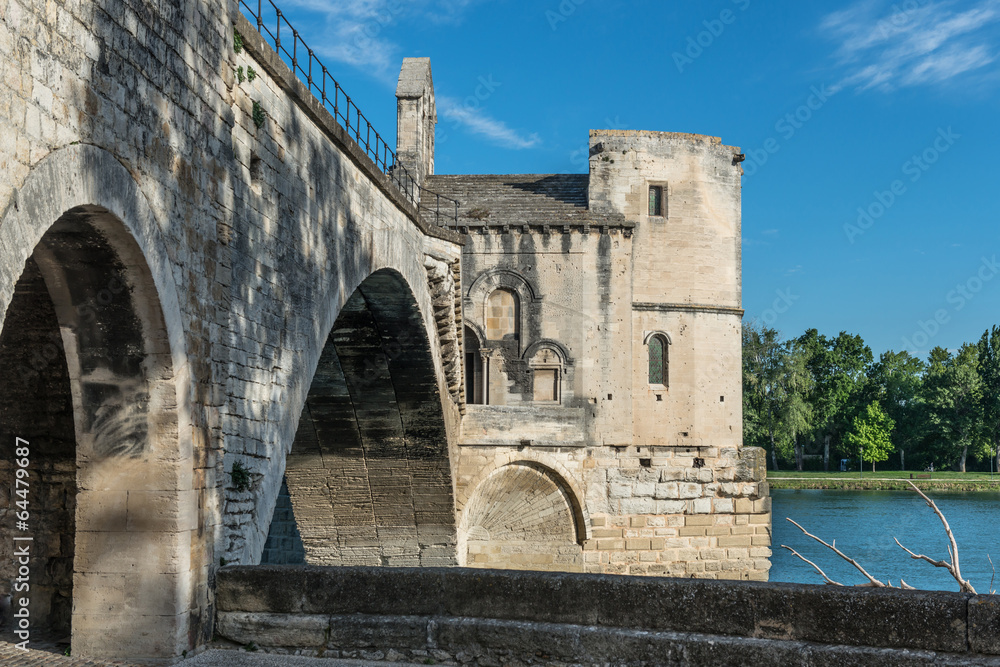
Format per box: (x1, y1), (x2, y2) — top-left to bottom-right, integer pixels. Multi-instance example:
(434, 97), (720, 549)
(275, 9), (280, 51)
(257, 0), (262, 31)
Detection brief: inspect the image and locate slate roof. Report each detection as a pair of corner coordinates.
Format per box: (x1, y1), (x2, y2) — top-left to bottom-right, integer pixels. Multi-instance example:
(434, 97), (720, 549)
(420, 174), (630, 229)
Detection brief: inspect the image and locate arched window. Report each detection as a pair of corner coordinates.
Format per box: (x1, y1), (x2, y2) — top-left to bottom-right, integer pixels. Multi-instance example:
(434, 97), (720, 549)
(486, 288), (519, 340)
(464, 326), (485, 404)
(648, 334), (669, 386)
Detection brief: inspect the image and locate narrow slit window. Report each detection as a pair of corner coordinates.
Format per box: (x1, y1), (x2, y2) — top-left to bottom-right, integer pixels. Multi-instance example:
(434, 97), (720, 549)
(648, 335), (668, 386)
(648, 185), (663, 217)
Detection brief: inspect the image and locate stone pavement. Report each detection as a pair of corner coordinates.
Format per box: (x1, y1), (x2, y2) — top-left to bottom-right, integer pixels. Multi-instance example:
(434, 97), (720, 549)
(0, 640), (138, 666)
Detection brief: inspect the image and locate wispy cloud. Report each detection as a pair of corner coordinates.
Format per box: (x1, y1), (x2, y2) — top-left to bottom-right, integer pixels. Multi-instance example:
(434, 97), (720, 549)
(820, 0), (1000, 93)
(439, 97), (541, 149)
(278, 0), (409, 79)
(275, 0), (536, 149)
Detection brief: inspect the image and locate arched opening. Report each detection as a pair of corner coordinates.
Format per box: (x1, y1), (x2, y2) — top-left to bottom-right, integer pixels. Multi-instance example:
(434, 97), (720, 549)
(270, 269), (457, 567)
(464, 325), (485, 404)
(461, 462), (583, 572)
(0, 207), (182, 658)
(648, 333), (669, 387)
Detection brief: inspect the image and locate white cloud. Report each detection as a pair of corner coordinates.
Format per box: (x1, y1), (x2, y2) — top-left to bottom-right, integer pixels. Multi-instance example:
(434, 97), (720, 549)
(269, 0), (537, 149)
(820, 0), (1000, 93)
(438, 97), (541, 149)
(278, 0), (407, 78)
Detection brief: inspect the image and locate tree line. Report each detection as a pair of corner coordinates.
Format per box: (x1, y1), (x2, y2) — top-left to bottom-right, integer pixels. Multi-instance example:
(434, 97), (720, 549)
(742, 323), (1000, 473)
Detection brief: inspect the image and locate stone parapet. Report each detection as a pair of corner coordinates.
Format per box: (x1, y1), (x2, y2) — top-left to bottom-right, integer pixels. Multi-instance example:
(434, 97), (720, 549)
(215, 565), (1000, 665)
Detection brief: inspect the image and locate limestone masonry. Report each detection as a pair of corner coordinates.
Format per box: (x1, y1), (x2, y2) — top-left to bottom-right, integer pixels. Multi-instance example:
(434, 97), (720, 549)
(0, 0), (768, 662)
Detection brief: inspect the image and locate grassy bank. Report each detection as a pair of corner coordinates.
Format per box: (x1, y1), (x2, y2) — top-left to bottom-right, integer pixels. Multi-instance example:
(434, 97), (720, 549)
(768, 471), (1000, 492)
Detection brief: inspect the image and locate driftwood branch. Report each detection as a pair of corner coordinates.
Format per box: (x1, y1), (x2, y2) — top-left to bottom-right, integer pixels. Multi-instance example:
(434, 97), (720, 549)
(989, 554), (995, 595)
(894, 481), (976, 594)
(780, 545), (843, 586)
(786, 482), (985, 592)
(785, 518), (888, 587)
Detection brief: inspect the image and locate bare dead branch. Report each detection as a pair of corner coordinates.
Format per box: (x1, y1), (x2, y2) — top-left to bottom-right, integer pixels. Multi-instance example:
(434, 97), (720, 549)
(898, 578), (916, 590)
(785, 518), (887, 588)
(898, 481), (976, 594)
(780, 544), (843, 586)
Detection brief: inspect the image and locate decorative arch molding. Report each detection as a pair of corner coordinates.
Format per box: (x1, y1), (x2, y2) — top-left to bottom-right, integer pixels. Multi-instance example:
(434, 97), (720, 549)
(643, 330), (673, 346)
(522, 338), (574, 367)
(459, 452), (590, 543)
(466, 267), (541, 305)
(464, 320), (487, 347)
(465, 268), (539, 354)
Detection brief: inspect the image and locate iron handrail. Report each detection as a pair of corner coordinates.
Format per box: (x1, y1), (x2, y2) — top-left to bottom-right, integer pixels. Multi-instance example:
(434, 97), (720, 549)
(237, 0), (459, 226)
(417, 187), (461, 228)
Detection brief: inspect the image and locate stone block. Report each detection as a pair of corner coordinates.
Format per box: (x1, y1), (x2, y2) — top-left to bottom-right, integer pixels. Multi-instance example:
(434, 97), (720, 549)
(969, 595), (1000, 655)
(216, 611), (329, 648)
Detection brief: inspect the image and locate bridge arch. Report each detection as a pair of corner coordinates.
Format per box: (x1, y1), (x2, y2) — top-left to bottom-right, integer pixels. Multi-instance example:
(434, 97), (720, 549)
(0, 145), (197, 661)
(458, 456), (589, 572)
(271, 268), (458, 567)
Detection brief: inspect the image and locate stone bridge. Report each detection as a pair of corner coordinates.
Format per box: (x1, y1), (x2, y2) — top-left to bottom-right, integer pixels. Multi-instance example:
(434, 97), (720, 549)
(0, 0), (766, 663)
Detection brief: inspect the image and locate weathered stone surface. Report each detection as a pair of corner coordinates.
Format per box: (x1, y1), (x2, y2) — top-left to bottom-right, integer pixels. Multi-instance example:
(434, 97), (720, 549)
(216, 565), (1000, 665)
(215, 611), (328, 648)
(1, 0), (766, 661)
(969, 595), (1000, 655)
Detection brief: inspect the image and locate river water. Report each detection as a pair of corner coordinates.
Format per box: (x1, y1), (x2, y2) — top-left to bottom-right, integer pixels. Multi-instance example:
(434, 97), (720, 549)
(770, 488), (1000, 592)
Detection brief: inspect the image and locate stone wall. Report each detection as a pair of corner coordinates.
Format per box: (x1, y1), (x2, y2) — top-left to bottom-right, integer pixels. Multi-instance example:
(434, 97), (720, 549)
(439, 130), (767, 580)
(0, 0), (462, 661)
(215, 565), (1000, 666)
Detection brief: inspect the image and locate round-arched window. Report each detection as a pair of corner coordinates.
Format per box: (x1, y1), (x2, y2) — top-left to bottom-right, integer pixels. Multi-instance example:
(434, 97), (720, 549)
(648, 334), (669, 386)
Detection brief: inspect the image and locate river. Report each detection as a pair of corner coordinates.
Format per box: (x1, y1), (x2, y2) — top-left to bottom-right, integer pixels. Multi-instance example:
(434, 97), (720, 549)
(770, 488), (1000, 592)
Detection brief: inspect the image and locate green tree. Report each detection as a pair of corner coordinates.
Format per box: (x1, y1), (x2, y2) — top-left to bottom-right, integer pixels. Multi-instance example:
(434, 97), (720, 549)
(796, 329), (873, 470)
(743, 322), (786, 470)
(844, 401), (895, 472)
(977, 326), (1000, 473)
(867, 350), (926, 470)
(923, 344), (986, 472)
(778, 341), (814, 471)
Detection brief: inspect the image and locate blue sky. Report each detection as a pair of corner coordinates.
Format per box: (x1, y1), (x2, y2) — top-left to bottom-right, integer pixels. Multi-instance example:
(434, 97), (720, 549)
(248, 0), (1000, 359)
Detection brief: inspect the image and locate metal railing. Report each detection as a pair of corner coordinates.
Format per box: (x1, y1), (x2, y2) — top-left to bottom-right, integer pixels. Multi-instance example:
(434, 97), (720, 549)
(237, 0), (459, 226)
(421, 189), (460, 227)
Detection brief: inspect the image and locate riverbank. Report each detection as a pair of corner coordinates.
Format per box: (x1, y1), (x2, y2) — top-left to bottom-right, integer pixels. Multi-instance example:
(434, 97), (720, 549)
(768, 473), (1000, 492)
